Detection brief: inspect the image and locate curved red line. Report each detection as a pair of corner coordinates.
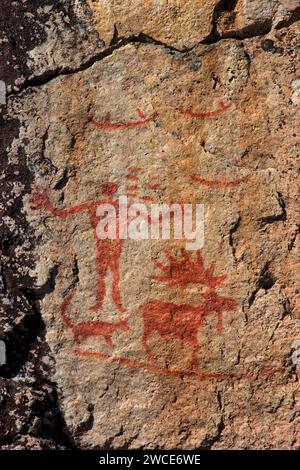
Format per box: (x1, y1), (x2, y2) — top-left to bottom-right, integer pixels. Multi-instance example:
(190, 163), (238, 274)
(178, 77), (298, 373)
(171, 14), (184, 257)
(190, 174), (250, 189)
(181, 101), (234, 119)
(72, 349), (283, 382)
(91, 114), (156, 132)
(128, 167), (142, 173)
(127, 175), (139, 181)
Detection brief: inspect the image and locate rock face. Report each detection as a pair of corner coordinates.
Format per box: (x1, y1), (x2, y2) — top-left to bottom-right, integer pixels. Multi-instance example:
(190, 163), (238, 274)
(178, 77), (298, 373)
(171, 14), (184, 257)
(0, 0), (300, 450)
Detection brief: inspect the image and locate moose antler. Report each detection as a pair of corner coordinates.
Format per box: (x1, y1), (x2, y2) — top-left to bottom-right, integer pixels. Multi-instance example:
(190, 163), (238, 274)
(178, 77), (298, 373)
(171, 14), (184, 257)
(153, 248), (227, 288)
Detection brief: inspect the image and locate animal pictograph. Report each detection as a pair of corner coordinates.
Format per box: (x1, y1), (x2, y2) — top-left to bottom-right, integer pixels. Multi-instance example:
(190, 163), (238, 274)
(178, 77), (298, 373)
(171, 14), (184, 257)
(61, 293), (129, 345)
(140, 249), (238, 368)
(31, 95), (240, 369)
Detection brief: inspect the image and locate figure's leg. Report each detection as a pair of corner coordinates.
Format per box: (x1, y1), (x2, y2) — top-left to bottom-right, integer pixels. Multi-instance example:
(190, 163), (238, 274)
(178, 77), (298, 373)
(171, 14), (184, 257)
(111, 244), (126, 312)
(90, 241), (108, 312)
(104, 335), (113, 347)
(74, 334), (81, 344)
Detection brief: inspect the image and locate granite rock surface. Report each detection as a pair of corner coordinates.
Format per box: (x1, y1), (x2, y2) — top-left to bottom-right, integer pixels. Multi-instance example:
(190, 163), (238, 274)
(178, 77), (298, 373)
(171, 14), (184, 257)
(0, 0), (300, 449)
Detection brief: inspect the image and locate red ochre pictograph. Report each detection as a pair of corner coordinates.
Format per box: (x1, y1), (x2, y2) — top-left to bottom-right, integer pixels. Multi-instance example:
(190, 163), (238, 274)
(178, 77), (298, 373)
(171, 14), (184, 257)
(29, 146), (275, 381)
(31, 184), (286, 382)
(29, 90), (285, 382)
(30, 183), (127, 313)
(141, 249), (238, 369)
(68, 243), (283, 382)
(29, 171), (163, 314)
(61, 292), (129, 345)
(91, 109), (157, 131)
(180, 100), (235, 120)
(190, 174), (250, 189)
(72, 349), (284, 382)
(90, 100), (234, 133)
(60, 246), (241, 378)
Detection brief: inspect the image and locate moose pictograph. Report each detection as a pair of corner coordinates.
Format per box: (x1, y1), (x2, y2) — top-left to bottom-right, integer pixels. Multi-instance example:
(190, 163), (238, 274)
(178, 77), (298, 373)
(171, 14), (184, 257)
(140, 249), (238, 368)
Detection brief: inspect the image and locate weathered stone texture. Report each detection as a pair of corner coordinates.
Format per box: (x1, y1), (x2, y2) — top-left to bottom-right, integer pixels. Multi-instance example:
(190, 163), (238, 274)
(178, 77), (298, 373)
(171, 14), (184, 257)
(1, 0), (300, 449)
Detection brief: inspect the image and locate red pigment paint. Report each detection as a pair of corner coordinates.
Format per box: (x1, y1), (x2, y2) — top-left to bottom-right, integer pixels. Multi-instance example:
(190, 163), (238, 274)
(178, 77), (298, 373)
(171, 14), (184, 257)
(30, 184), (127, 313)
(61, 293), (129, 345)
(128, 167), (142, 173)
(152, 249), (228, 289)
(30, 184), (164, 313)
(140, 301), (214, 368)
(190, 174), (250, 189)
(72, 349), (284, 383)
(126, 175), (140, 181)
(148, 184), (160, 190)
(137, 109), (145, 119)
(126, 186), (139, 191)
(181, 100), (234, 119)
(91, 109), (156, 132)
(147, 249), (237, 365)
(32, 189), (238, 374)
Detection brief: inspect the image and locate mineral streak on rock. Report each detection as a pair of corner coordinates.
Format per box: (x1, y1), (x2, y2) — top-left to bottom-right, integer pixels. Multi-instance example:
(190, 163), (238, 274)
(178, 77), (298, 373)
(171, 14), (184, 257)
(0, 0), (300, 450)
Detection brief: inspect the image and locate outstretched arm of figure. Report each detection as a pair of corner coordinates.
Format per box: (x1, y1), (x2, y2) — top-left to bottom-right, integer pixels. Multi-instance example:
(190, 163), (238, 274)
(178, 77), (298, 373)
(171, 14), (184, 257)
(29, 186), (95, 217)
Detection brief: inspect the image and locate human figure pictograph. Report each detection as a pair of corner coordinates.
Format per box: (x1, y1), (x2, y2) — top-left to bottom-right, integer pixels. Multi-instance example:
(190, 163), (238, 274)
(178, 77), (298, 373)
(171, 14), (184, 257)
(29, 171), (164, 315)
(30, 182), (127, 313)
